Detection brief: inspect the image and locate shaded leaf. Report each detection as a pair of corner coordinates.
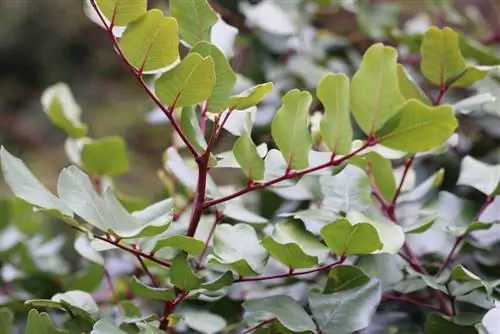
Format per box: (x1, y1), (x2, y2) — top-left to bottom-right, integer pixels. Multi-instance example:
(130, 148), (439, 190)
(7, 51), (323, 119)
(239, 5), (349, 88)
(81, 136), (129, 176)
(271, 89), (312, 170)
(130, 276), (175, 301)
(74, 235), (104, 266)
(324, 265), (371, 293)
(233, 134), (265, 181)
(243, 295), (316, 332)
(457, 156), (500, 195)
(0, 308), (13, 334)
(424, 314), (476, 334)
(397, 64), (431, 105)
(180, 106), (207, 153)
(25, 309), (67, 334)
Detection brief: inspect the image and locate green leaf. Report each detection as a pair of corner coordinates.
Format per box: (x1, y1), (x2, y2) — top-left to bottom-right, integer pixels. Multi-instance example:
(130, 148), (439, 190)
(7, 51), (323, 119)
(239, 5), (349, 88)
(137, 323), (165, 334)
(457, 156), (500, 195)
(228, 82), (273, 110)
(261, 237), (317, 269)
(119, 9), (179, 73)
(397, 64), (431, 105)
(243, 295), (316, 332)
(0, 308), (13, 334)
(25, 309), (67, 334)
(403, 217), (436, 234)
(27, 291), (98, 323)
(201, 271), (234, 291)
(153, 235), (204, 255)
(94, 0), (146, 26)
(375, 100), (458, 152)
(424, 314), (477, 334)
(323, 265), (371, 293)
(74, 235), (104, 266)
(41, 83), (88, 138)
(350, 43), (405, 134)
(180, 106), (207, 153)
(183, 310), (227, 334)
(321, 219), (383, 255)
(210, 223), (268, 275)
(81, 136), (129, 176)
(170, 0), (218, 46)
(171, 252), (203, 291)
(317, 73), (352, 154)
(155, 53), (215, 108)
(271, 89), (312, 170)
(67, 264), (103, 292)
(351, 152), (397, 202)
(309, 277), (381, 333)
(0, 147), (71, 216)
(233, 134), (265, 181)
(191, 42), (237, 113)
(130, 276), (175, 301)
(91, 319), (127, 334)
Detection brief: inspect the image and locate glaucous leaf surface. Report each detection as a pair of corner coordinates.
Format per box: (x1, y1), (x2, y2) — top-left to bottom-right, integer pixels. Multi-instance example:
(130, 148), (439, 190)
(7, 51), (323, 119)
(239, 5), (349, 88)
(457, 156), (500, 195)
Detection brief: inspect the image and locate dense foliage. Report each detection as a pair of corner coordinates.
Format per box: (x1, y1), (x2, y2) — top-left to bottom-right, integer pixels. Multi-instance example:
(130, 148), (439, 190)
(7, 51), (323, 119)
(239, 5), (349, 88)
(1, 0), (500, 333)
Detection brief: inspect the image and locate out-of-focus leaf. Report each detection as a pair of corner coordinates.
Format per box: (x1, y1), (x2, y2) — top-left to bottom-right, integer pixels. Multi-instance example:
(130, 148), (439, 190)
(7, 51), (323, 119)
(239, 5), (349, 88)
(119, 9), (179, 72)
(25, 309), (67, 334)
(350, 43), (405, 135)
(91, 319), (127, 334)
(317, 73), (352, 154)
(228, 83), (273, 110)
(74, 235), (104, 266)
(41, 83), (88, 138)
(243, 295), (316, 332)
(0, 308), (13, 334)
(271, 89), (312, 170)
(81, 136), (129, 176)
(170, 0), (218, 46)
(183, 310), (227, 334)
(67, 264), (103, 292)
(457, 156), (500, 195)
(155, 53), (215, 108)
(424, 314), (476, 334)
(191, 42), (236, 113)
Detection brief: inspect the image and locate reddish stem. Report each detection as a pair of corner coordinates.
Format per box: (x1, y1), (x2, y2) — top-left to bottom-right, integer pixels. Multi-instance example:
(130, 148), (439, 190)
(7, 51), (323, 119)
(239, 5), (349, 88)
(136, 254), (160, 288)
(196, 211), (223, 269)
(383, 293), (442, 312)
(236, 256), (346, 282)
(241, 317), (276, 334)
(390, 155), (415, 208)
(103, 267), (122, 315)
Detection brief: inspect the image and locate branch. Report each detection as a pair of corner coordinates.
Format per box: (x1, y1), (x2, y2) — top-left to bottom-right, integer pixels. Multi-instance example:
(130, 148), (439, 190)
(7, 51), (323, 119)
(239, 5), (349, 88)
(240, 318), (276, 334)
(235, 256), (346, 283)
(196, 211), (223, 269)
(103, 267), (123, 315)
(382, 293), (442, 312)
(89, 0), (199, 159)
(136, 255), (160, 287)
(204, 139), (376, 209)
(390, 155), (415, 208)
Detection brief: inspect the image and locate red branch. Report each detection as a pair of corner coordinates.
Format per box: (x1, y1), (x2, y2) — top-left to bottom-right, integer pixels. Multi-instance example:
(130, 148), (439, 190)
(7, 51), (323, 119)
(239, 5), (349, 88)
(383, 293), (442, 312)
(236, 256), (346, 283)
(196, 211), (223, 269)
(241, 317), (277, 334)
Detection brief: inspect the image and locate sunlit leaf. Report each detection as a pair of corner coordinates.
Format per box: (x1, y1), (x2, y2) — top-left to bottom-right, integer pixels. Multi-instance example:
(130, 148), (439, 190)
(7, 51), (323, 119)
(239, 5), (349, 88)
(91, 319), (127, 334)
(321, 219), (383, 255)
(94, 0), (146, 26)
(170, 0), (218, 46)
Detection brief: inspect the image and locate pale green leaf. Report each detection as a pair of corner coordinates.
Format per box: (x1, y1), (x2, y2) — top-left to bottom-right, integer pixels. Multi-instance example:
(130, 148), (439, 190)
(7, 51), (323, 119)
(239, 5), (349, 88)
(51, 290), (99, 317)
(309, 277), (381, 333)
(375, 99), (458, 152)
(130, 276), (175, 301)
(94, 0), (146, 26)
(155, 53), (215, 108)
(261, 237), (318, 269)
(171, 252), (203, 291)
(228, 82), (273, 110)
(180, 106), (207, 153)
(243, 295), (316, 332)
(0, 308), (13, 334)
(184, 310), (227, 334)
(191, 41), (237, 113)
(153, 235), (204, 255)
(403, 217), (436, 234)
(233, 134), (265, 181)
(25, 309), (67, 334)
(201, 271), (234, 291)
(457, 156), (500, 195)
(317, 73), (352, 154)
(170, 0), (218, 46)
(271, 89), (312, 170)
(0, 147), (71, 216)
(397, 64), (431, 105)
(321, 219), (383, 255)
(81, 136), (129, 176)
(119, 9), (179, 72)
(74, 235), (104, 266)
(41, 83), (88, 138)
(350, 43), (405, 134)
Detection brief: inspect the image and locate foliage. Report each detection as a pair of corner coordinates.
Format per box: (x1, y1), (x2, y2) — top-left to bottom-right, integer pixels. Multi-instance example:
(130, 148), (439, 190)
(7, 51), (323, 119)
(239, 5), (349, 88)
(1, 0), (500, 333)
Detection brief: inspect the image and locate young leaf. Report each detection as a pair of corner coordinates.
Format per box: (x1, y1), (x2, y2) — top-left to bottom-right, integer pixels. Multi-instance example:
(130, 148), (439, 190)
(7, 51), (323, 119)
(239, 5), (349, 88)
(41, 83), (88, 138)
(0, 147), (71, 216)
(81, 136), (129, 176)
(271, 89), (312, 170)
(180, 106), (207, 153)
(191, 42), (237, 113)
(130, 276), (175, 301)
(171, 252), (203, 291)
(228, 82), (273, 110)
(94, 0), (146, 26)
(350, 43), (405, 135)
(457, 156), (500, 195)
(375, 100), (458, 152)
(261, 237), (317, 269)
(323, 265), (371, 293)
(169, 0), (218, 47)
(233, 134), (265, 181)
(321, 219), (383, 255)
(309, 277), (381, 333)
(25, 309), (67, 334)
(119, 9), (179, 73)
(211, 223), (268, 275)
(396, 64), (431, 105)
(153, 235), (204, 255)
(317, 73), (352, 154)
(155, 53), (215, 108)
(243, 295), (316, 332)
